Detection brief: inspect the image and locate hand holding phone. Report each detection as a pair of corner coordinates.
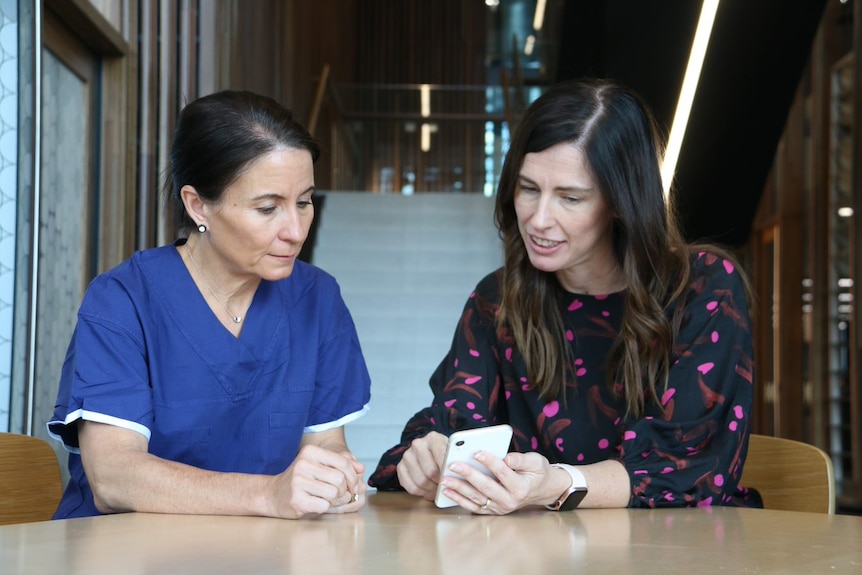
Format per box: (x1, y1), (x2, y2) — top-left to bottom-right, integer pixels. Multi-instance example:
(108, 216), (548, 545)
(434, 424), (514, 508)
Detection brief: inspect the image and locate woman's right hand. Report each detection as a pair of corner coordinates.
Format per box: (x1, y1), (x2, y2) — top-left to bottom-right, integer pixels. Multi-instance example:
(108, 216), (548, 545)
(396, 431), (449, 501)
(270, 441), (365, 519)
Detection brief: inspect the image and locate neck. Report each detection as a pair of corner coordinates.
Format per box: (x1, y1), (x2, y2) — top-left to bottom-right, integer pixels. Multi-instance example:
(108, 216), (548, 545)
(556, 257), (625, 295)
(182, 238), (259, 323)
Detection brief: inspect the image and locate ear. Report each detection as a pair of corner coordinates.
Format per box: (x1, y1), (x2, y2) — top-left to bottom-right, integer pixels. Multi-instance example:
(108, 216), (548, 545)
(180, 185), (207, 227)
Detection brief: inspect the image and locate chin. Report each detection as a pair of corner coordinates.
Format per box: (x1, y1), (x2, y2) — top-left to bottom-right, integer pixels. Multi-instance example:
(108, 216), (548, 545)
(263, 264), (296, 282)
(526, 254), (560, 274)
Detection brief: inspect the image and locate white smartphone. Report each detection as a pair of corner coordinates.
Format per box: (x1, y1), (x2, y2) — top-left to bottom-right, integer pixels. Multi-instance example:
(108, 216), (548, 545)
(434, 424), (514, 508)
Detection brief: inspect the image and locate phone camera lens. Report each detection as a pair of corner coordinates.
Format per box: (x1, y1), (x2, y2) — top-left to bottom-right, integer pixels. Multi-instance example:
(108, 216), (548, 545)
(455, 440), (465, 446)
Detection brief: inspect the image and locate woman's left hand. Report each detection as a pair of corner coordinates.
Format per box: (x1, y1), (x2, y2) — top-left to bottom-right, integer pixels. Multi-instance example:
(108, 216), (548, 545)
(437, 451), (568, 515)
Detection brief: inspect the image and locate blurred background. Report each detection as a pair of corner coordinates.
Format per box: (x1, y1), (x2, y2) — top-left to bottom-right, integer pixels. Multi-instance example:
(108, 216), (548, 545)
(0, 0), (859, 514)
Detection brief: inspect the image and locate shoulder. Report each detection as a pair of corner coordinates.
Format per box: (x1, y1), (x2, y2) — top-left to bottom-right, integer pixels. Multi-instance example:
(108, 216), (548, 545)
(688, 249), (748, 295)
(463, 268), (504, 324)
(82, 245), (175, 304)
(474, 268), (504, 300)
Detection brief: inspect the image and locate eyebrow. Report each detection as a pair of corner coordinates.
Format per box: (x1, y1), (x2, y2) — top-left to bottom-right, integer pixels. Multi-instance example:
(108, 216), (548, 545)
(517, 174), (594, 193)
(250, 187), (315, 202)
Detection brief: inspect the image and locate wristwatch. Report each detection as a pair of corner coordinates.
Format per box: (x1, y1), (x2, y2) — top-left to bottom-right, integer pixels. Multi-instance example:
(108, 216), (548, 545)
(545, 463), (588, 511)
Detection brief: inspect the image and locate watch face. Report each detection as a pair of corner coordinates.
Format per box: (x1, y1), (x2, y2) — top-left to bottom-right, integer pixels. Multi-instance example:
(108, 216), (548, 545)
(559, 488), (588, 511)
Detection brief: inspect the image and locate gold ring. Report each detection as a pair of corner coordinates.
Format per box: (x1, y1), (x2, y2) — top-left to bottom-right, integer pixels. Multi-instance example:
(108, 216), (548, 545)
(480, 498), (490, 512)
(351, 492), (360, 503)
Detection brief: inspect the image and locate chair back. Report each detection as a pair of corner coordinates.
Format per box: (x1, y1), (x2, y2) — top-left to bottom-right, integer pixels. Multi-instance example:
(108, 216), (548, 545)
(0, 433), (63, 524)
(740, 433), (835, 514)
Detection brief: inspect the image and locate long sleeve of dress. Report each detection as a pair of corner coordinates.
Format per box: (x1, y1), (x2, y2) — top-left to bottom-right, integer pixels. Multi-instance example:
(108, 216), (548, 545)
(619, 252), (756, 507)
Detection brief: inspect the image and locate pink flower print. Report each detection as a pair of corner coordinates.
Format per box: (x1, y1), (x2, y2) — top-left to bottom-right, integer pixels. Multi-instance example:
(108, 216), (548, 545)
(602, 310), (610, 317)
(469, 349), (480, 357)
(454, 358), (459, 368)
(723, 259), (734, 274)
(598, 438), (610, 450)
(430, 417), (436, 425)
(595, 294), (608, 300)
(543, 401), (560, 417)
(697, 362), (714, 375)
(576, 367), (587, 377)
(555, 438), (564, 451)
(624, 430), (637, 441)
(711, 331), (720, 343)
(466, 402), (475, 410)
(505, 390), (511, 399)
(698, 497), (713, 507)
(661, 467), (674, 474)
(521, 383), (530, 391)
(531, 436), (538, 450)
(568, 299), (584, 311)
(505, 348), (513, 361)
(733, 405), (744, 419)
(706, 301), (719, 312)
(472, 413), (483, 420)
(664, 493), (675, 501)
(566, 330), (574, 341)
(444, 399), (457, 408)
(575, 358), (584, 366)
(661, 388), (676, 406)
(634, 469), (648, 475)
(614, 417), (621, 425)
(728, 421), (738, 431)
(469, 291), (476, 299)
(464, 376), (482, 385)
(577, 453), (585, 462)
(714, 474), (725, 487)
(698, 251), (706, 258)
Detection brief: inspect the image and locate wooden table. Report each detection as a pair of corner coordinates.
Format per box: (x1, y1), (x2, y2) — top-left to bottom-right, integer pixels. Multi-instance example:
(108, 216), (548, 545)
(2, 491), (860, 574)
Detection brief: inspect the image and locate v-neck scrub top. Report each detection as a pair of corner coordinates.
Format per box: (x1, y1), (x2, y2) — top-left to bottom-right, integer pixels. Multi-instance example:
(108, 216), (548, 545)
(48, 243), (372, 518)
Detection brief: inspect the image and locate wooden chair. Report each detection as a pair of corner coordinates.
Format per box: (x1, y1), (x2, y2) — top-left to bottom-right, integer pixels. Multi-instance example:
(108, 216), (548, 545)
(740, 433), (835, 514)
(0, 433), (63, 525)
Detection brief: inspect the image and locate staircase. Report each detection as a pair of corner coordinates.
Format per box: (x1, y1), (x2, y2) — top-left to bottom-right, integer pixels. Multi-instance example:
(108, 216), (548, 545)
(311, 192), (503, 477)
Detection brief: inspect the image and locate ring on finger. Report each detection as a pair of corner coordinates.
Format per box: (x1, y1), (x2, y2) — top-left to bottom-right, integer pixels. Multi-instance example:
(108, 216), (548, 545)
(480, 498), (490, 512)
(351, 492), (360, 503)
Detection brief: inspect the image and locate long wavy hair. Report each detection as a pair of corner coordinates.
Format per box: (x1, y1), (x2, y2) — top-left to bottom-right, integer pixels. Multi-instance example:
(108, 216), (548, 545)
(495, 78), (736, 418)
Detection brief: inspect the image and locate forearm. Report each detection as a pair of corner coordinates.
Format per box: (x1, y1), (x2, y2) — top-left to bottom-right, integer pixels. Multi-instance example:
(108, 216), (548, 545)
(538, 459), (630, 509)
(87, 450), (276, 517)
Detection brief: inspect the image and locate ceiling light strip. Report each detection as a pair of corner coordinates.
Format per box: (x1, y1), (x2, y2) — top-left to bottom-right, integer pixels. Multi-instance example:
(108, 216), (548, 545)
(661, 0), (721, 197)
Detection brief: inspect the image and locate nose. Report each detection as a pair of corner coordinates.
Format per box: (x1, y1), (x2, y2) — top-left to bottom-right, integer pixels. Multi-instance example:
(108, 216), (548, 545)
(278, 208), (310, 243)
(530, 192), (554, 230)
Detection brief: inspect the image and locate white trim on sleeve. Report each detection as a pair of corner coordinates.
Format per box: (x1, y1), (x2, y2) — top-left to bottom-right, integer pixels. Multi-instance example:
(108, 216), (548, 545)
(304, 402), (370, 434)
(47, 409), (152, 453)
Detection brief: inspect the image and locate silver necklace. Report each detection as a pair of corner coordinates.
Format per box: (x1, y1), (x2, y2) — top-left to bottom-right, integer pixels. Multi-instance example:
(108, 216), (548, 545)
(187, 245), (244, 324)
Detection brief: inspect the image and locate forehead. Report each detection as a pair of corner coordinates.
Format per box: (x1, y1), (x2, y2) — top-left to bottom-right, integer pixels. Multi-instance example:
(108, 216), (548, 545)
(227, 148), (314, 197)
(520, 142), (595, 188)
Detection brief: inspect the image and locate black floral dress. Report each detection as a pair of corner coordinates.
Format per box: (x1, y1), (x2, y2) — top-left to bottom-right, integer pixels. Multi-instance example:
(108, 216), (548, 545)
(368, 252), (762, 508)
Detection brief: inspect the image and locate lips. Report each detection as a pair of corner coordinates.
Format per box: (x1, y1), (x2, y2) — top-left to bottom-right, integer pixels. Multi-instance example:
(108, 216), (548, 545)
(530, 235), (561, 248)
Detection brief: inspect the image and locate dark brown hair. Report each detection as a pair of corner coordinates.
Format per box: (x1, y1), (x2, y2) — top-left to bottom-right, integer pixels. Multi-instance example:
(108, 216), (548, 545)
(494, 78), (746, 417)
(164, 90), (320, 235)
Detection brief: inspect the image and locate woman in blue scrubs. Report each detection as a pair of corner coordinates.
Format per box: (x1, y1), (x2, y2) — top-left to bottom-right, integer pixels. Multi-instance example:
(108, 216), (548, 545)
(48, 91), (372, 519)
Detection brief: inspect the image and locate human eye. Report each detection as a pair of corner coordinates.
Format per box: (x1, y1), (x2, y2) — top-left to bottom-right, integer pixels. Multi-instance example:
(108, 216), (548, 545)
(562, 195), (581, 204)
(257, 205), (277, 215)
(517, 181), (538, 195)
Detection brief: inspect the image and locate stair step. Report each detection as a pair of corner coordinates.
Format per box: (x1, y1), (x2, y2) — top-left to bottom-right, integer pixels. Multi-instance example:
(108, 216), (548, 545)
(312, 192), (500, 474)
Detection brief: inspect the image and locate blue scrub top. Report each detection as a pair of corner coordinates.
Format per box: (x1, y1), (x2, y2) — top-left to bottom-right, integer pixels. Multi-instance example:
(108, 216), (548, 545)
(48, 243), (371, 518)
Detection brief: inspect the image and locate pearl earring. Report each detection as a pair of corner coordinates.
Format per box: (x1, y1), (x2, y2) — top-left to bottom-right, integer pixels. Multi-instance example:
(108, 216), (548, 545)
(198, 224), (207, 233)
